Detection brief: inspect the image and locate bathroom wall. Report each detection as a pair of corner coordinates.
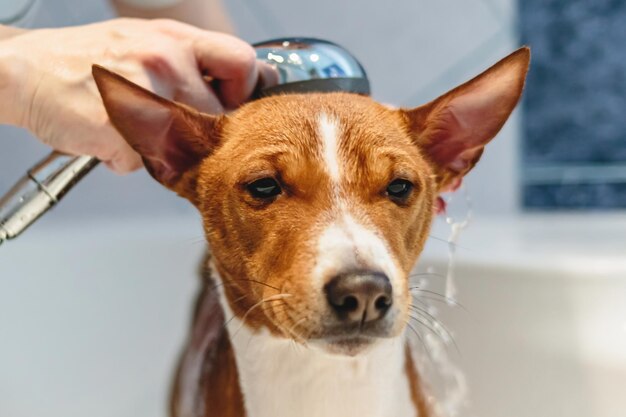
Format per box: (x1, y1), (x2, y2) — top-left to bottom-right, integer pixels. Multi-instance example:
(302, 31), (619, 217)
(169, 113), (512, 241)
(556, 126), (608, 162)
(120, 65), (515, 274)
(521, 0), (626, 209)
(0, 0), (520, 225)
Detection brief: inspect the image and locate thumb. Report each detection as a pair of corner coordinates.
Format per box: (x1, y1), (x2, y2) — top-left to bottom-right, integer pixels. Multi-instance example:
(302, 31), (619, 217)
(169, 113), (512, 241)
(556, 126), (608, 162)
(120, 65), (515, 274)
(91, 125), (143, 174)
(104, 140), (143, 174)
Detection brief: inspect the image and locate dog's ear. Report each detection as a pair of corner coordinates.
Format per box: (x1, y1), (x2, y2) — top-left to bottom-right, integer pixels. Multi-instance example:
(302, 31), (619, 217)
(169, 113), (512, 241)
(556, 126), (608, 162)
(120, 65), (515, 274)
(92, 65), (223, 203)
(402, 47), (530, 192)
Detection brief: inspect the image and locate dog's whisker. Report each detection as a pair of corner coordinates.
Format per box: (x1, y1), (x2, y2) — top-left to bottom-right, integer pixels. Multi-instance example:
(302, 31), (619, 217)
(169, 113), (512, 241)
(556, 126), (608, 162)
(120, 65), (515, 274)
(228, 294), (293, 340)
(269, 309), (306, 354)
(410, 296), (432, 313)
(220, 294), (250, 329)
(427, 234), (469, 250)
(205, 278), (282, 300)
(404, 320), (433, 364)
(260, 301), (288, 314)
(231, 278), (282, 292)
(284, 316), (309, 347)
(409, 303), (456, 341)
(407, 308), (461, 358)
(411, 293), (469, 313)
(408, 271), (447, 280)
(259, 302), (295, 339)
(408, 315), (462, 360)
(223, 295), (285, 332)
(409, 287), (461, 302)
(271, 310), (308, 346)
(180, 236), (207, 244)
(410, 291), (469, 315)
(408, 312), (447, 344)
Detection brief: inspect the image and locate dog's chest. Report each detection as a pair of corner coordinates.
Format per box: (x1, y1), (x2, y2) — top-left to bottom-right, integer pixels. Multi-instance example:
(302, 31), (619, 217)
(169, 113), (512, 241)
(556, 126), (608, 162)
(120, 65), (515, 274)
(226, 318), (416, 417)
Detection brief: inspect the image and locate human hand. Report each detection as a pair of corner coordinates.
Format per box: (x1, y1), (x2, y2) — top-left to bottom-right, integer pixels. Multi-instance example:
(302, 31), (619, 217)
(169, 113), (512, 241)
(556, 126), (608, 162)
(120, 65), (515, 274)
(0, 19), (275, 173)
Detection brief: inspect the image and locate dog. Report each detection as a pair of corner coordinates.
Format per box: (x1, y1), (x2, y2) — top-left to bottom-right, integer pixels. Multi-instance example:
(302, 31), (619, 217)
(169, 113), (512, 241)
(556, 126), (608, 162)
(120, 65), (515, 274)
(92, 46), (529, 417)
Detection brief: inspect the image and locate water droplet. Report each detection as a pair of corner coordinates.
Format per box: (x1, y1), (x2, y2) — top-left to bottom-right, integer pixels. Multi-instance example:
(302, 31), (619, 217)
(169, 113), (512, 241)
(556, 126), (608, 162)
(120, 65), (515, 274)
(423, 184), (472, 416)
(444, 184), (472, 304)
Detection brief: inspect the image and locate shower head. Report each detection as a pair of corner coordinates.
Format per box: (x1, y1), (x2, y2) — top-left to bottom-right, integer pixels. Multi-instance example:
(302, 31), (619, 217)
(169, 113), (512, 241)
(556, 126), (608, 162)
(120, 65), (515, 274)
(253, 37), (370, 98)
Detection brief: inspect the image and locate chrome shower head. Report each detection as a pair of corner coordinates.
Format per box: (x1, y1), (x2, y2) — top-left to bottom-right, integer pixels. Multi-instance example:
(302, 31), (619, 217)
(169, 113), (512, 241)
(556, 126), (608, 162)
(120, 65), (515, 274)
(253, 37), (370, 98)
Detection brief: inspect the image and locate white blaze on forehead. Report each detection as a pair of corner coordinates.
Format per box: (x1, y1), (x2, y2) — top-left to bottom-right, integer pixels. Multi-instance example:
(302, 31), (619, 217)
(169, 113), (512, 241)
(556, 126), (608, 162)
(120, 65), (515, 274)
(314, 113), (403, 293)
(313, 211), (402, 290)
(318, 113), (341, 183)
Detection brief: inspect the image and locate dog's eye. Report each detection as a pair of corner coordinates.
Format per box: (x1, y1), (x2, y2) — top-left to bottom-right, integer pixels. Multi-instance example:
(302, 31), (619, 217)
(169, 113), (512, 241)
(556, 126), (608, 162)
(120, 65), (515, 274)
(247, 178), (281, 199)
(386, 179), (413, 200)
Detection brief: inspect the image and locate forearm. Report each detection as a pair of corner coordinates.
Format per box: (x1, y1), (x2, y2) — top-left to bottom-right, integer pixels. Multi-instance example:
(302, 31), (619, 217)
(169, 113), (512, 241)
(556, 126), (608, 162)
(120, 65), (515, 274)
(111, 0), (234, 33)
(0, 30), (28, 126)
(0, 24), (27, 40)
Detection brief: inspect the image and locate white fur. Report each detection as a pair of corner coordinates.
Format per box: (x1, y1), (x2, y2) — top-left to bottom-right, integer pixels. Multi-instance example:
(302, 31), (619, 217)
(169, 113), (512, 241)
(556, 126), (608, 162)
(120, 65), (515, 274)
(312, 212), (404, 293)
(215, 277), (416, 417)
(314, 113), (404, 293)
(319, 113), (341, 183)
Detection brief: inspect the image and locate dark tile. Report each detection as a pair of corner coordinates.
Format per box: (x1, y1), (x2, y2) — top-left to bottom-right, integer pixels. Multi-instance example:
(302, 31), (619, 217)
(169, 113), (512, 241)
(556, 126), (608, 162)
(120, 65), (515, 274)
(521, 0), (626, 207)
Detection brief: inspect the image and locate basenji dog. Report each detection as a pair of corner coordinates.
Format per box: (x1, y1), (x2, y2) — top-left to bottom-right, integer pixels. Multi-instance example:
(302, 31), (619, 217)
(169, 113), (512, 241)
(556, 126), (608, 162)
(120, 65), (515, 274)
(92, 46), (529, 417)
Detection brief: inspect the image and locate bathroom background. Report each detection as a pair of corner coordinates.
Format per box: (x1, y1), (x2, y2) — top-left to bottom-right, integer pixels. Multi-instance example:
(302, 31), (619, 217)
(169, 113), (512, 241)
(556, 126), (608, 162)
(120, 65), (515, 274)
(1, 1), (625, 417)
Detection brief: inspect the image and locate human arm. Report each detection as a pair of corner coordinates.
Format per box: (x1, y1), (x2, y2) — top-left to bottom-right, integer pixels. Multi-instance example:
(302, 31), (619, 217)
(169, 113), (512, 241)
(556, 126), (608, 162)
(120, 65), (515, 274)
(0, 19), (267, 173)
(0, 25), (26, 39)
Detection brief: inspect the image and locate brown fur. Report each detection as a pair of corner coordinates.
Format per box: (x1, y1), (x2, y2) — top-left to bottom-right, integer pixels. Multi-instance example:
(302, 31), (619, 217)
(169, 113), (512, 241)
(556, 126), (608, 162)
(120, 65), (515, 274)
(193, 94), (437, 339)
(92, 47), (530, 417)
(170, 256), (245, 417)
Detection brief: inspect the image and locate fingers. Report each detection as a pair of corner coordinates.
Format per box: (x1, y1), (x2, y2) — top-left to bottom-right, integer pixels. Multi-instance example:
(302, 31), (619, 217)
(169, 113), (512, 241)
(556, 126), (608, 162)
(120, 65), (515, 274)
(174, 74), (224, 114)
(190, 32), (258, 109)
(105, 141), (144, 174)
(53, 125), (144, 175)
(84, 123), (144, 175)
(154, 20), (278, 109)
(256, 60), (280, 91)
(99, 126), (144, 174)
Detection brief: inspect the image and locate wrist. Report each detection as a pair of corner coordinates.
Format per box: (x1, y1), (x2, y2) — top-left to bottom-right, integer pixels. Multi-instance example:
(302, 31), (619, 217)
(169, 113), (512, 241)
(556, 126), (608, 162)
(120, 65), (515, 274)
(0, 24), (26, 40)
(0, 33), (32, 127)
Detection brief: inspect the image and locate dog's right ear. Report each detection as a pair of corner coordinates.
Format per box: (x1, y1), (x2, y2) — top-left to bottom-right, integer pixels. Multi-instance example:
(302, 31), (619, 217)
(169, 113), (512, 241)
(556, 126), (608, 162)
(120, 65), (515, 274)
(92, 65), (223, 203)
(401, 47), (529, 194)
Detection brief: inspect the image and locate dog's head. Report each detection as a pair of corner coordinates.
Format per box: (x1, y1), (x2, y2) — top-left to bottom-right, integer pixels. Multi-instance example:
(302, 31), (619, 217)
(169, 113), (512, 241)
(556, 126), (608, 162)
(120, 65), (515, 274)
(93, 48), (528, 355)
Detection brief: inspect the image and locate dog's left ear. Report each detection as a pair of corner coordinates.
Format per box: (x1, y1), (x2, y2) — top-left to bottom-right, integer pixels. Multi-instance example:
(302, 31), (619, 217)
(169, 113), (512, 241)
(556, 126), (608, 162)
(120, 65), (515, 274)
(402, 47), (530, 192)
(92, 65), (223, 203)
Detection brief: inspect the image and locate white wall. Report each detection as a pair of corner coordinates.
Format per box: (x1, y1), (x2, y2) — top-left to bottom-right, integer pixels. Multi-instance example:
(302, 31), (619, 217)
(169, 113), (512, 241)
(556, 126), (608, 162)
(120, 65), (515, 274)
(0, 0), (521, 225)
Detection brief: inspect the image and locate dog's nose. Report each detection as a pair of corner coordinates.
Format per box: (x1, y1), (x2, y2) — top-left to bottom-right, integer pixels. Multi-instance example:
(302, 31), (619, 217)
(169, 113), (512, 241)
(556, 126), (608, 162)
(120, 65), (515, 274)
(325, 272), (392, 323)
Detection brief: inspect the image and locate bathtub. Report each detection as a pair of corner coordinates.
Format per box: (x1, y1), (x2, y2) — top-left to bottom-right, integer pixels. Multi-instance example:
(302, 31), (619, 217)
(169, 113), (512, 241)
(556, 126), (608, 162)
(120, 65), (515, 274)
(1, 213), (625, 417)
(420, 213), (626, 417)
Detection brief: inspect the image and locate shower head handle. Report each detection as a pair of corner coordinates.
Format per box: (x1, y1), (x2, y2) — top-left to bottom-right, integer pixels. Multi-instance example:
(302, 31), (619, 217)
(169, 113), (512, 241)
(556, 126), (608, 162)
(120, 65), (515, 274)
(0, 152), (98, 245)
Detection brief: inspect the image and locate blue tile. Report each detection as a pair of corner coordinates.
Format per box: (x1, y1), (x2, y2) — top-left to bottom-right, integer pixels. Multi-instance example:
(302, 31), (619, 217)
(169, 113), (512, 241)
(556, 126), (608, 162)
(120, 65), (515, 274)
(521, 0), (626, 208)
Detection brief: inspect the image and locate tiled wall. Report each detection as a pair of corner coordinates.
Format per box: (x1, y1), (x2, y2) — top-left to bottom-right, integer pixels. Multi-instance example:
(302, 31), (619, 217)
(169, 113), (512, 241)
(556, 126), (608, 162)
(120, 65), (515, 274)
(0, 0), (521, 220)
(521, 0), (626, 209)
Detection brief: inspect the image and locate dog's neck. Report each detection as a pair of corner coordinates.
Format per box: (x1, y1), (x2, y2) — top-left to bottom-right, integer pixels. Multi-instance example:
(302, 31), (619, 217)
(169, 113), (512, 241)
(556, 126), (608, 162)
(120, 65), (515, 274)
(214, 268), (417, 417)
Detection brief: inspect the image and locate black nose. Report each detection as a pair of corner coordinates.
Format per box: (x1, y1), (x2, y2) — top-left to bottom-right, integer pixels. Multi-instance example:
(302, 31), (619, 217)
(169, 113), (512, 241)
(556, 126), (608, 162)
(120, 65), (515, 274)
(325, 272), (393, 323)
